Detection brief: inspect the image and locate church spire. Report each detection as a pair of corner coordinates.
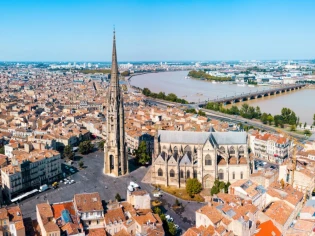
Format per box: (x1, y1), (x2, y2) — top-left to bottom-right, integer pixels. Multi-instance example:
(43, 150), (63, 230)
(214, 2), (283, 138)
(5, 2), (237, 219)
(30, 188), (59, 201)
(110, 29), (119, 87)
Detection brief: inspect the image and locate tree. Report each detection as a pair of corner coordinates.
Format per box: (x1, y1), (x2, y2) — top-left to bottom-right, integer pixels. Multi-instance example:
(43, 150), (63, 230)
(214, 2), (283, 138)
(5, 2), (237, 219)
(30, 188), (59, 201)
(186, 178), (202, 196)
(98, 140), (105, 149)
(304, 129), (311, 135)
(142, 88), (151, 96)
(63, 145), (74, 160)
(219, 181), (225, 190)
(224, 182), (231, 193)
(261, 113), (268, 124)
(313, 114), (315, 126)
(79, 160), (84, 168)
(304, 122), (307, 129)
(211, 186), (219, 196)
(198, 110), (206, 117)
(229, 106), (240, 115)
(79, 141), (94, 154)
(167, 222), (177, 236)
(267, 115), (274, 125)
(153, 207), (162, 215)
(134, 141), (151, 165)
(290, 124), (296, 131)
(115, 193), (122, 202)
(0, 146), (4, 155)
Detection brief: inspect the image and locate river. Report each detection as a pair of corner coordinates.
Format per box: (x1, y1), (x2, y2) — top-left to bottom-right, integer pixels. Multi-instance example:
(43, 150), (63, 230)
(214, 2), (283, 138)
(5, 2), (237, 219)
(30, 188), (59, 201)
(129, 71), (315, 124)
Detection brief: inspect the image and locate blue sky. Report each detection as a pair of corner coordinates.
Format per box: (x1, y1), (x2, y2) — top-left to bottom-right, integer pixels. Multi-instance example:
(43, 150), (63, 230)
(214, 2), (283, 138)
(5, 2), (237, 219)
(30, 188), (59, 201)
(0, 0), (314, 61)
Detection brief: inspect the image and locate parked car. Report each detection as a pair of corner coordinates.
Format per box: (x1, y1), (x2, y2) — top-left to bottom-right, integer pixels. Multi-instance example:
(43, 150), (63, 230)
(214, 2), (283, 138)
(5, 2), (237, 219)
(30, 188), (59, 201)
(153, 191), (162, 197)
(39, 184), (49, 193)
(165, 215), (173, 222)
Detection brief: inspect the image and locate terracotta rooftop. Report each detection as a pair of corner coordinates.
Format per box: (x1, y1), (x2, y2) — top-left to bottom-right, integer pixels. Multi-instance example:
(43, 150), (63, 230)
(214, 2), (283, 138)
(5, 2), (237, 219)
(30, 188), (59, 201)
(74, 192), (103, 212)
(255, 220), (281, 236)
(264, 201), (294, 226)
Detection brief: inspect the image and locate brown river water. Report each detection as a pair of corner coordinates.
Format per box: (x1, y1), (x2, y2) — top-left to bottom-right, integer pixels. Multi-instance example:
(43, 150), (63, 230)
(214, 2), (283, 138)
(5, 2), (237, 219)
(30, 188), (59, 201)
(130, 71), (315, 124)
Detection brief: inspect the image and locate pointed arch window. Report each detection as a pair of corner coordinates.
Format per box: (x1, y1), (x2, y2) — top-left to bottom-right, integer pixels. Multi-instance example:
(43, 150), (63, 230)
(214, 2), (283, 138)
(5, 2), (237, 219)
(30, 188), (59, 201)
(186, 170), (190, 179)
(205, 154), (212, 165)
(158, 168), (163, 177)
(170, 169), (175, 178)
(184, 145), (192, 156)
(180, 170), (184, 179)
(218, 169), (224, 180)
(193, 170), (197, 178)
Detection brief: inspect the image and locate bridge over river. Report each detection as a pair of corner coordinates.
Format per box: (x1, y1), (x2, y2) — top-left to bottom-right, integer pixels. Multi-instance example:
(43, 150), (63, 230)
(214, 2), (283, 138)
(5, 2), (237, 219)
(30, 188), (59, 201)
(198, 84), (305, 107)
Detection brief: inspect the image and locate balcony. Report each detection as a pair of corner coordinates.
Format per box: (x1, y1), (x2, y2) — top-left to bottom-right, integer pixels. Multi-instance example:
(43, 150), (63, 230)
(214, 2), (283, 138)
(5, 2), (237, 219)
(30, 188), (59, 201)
(80, 213), (103, 221)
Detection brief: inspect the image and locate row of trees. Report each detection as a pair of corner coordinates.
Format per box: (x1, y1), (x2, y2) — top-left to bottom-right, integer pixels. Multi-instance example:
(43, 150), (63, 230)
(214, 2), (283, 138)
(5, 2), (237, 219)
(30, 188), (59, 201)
(63, 140), (94, 160)
(205, 102), (300, 128)
(133, 141), (151, 165)
(153, 207), (177, 235)
(185, 108), (206, 117)
(210, 179), (231, 196)
(188, 70), (232, 81)
(205, 103), (261, 119)
(142, 88), (188, 104)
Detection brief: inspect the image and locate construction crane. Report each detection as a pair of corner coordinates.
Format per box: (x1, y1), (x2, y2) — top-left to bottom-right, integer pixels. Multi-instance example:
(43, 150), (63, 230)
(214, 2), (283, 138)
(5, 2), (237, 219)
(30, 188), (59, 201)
(276, 129), (305, 187)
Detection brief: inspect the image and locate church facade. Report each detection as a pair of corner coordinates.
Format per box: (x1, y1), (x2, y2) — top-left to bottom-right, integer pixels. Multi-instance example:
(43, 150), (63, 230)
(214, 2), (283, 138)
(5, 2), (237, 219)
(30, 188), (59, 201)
(151, 130), (250, 188)
(104, 31), (128, 176)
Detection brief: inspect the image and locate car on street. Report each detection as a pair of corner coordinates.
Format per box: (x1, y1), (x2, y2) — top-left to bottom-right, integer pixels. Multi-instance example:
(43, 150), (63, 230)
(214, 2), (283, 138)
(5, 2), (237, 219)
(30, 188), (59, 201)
(165, 215), (173, 222)
(39, 184), (49, 193)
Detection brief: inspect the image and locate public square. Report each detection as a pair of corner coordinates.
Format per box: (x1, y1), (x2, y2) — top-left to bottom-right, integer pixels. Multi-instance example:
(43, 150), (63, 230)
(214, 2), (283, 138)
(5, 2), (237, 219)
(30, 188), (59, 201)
(17, 149), (202, 232)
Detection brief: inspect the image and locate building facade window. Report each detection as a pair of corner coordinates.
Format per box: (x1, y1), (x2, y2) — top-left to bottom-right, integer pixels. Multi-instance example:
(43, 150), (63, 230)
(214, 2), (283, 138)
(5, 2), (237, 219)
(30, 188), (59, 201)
(218, 169), (224, 180)
(240, 171), (243, 179)
(232, 172), (235, 179)
(180, 170), (184, 178)
(205, 154), (212, 165)
(186, 170), (190, 179)
(170, 169), (175, 178)
(158, 168), (163, 177)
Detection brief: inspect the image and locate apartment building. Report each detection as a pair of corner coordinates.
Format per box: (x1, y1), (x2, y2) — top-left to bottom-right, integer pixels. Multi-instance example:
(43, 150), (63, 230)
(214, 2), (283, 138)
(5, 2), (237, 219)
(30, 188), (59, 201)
(0, 206), (25, 236)
(73, 192), (104, 229)
(36, 203), (60, 236)
(1, 147), (61, 200)
(126, 190), (151, 210)
(278, 160), (315, 197)
(249, 131), (292, 163)
(260, 182), (304, 234)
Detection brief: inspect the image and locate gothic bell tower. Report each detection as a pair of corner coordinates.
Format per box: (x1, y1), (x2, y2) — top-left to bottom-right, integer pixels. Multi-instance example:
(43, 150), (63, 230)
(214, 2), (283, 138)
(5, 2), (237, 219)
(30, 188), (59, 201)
(104, 30), (128, 176)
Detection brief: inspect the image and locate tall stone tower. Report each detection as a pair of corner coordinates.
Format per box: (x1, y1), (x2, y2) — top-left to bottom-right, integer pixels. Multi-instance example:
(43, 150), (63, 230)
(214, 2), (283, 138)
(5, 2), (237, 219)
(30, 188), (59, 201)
(104, 30), (128, 176)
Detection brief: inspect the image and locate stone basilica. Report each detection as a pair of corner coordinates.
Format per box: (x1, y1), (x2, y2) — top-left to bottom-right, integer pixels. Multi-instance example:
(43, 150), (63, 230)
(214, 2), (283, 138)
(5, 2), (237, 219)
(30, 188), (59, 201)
(151, 130), (250, 188)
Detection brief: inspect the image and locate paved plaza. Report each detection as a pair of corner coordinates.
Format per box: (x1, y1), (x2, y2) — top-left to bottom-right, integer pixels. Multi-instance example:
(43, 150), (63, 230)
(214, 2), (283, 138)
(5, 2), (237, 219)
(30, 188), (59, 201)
(16, 150), (203, 232)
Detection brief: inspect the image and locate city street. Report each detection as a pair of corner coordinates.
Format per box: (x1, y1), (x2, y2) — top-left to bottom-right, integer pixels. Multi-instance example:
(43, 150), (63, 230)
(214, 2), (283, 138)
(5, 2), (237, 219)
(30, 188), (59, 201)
(17, 150), (201, 232)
